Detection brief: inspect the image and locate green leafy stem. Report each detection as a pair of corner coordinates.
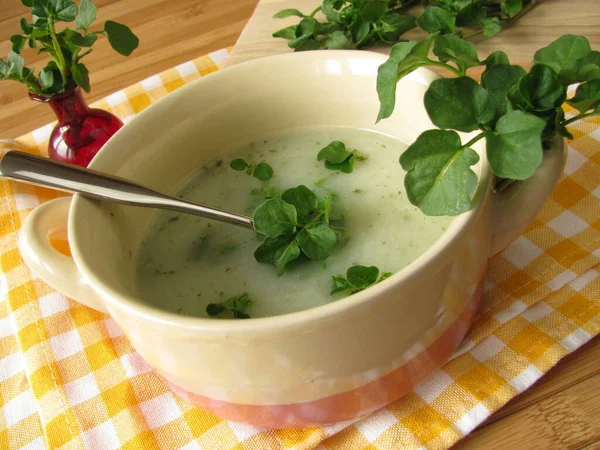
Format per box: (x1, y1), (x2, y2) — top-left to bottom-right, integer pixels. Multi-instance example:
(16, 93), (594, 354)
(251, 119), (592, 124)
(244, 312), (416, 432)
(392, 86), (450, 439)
(272, 0), (538, 52)
(377, 33), (600, 216)
(0, 0), (139, 97)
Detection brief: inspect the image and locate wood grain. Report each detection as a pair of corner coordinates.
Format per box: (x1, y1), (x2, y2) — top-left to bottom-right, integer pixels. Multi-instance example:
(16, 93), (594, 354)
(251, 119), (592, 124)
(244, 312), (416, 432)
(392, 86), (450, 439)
(0, 0), (260, 138)
(1, 1), (599, 449)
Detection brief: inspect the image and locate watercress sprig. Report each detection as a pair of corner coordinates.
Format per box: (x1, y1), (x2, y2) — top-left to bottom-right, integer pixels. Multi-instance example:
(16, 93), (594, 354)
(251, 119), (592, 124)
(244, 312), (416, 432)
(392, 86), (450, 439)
(230, 158), (274, 181)
(252, 185), (342, 274)
(331, 265), (391, 295)
(377, 34), (600, 216)
(273, 0), (537, 51)
(0, 0), (138, 96)
(206, 293), (253, 319)
(318, 140), (366, 173)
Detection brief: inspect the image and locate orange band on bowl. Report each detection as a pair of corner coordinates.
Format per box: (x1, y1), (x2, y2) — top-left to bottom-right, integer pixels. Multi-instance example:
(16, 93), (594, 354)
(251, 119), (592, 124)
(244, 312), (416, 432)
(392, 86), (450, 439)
(164, 279), (483, 429)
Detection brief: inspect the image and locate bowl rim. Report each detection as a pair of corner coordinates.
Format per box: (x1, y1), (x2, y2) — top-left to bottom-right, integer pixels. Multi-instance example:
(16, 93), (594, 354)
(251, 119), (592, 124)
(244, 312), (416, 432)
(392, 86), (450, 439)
(69, 50), (491, 336)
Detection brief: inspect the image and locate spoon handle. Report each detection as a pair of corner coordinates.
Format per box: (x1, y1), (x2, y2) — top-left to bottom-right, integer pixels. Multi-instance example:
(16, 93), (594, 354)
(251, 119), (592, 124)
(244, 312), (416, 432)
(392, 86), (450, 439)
(0, 151), (254, 230)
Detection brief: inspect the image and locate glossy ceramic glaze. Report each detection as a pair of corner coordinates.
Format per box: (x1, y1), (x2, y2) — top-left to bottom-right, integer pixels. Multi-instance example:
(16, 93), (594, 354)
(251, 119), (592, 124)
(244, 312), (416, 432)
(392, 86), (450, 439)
(17, 51), (566, 428)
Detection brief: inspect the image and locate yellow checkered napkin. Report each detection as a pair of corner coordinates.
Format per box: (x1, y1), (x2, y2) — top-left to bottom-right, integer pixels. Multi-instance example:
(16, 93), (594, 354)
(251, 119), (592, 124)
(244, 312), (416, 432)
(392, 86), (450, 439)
(1, 48), (599, 449)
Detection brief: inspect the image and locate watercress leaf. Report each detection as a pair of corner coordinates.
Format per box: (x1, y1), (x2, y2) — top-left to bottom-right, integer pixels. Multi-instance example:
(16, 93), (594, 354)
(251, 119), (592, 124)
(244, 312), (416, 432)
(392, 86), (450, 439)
(273, 8), (305, 19)
(20, 18), (33, 35)
(482, 64), (526, 93)
(576, 51), (600, 81)
(346, 265), (379, 288)
(361, 1), (388, 22)
(485, 110), (545, 179)
(61, 28), (96, 47)
(482, 64), (527, 119)
(325, 31), (353, 49)
(482, 17), (502, 37)
(7, 52), (24, 78)
(432, 34), (481, 73)
(518, 64), (566, 111)
(455, 2), (486, 27)
(76, 0), (97, 31)
(297, 221), (337, 261)
(485, 51), (510, 68)
(296, 17), (318, 37)
(378, 14), (416, 43)
(322, 0), (340, 23)
(424, 77), (494, 132)
(354, 21), (371, 45)
(253, 162), (274, 181)
(566, 79), (600, 113)
(399, 129), (480, 216)
(293, 39), (323, 51)
(207, 293), (253, 318)
(104, 20), (139, 56)
(22, 0), (34, 6)
(534, 34), (592, 85)
(324, 156), (355, 173)
(378, 272), (392, 282)
(500, 0), (522, 17)
(32, 1), (48, 19)
(38, 68), (54, 89)
(206, 303), (225, 316)
(281, 185), (319, 223)
(70, 62), (90, 92)
(252, 197), (298, 237)
(254, 235), (300, 275)
(230, 158), (248, 171)
(29, 29), (49, 39)
(376, 41), (419, 121)
(10, 35), (27, 54)
(0, 60), (7, 78)
(330, 275), (352, 295)
(52, 0), (78, 22)
(273, 25), (297, 40)
(417, 6), (456, 34)
(318, 140), (351, 163)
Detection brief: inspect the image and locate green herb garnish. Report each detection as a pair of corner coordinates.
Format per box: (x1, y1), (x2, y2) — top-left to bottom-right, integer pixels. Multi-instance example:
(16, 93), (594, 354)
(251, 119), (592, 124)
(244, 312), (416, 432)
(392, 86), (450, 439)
(317, 141), (365, 173)
(273, 0), (535, 52)
(252, 185), (340, 274)
(331, 265), (392, 295)
(376, 34), (600, 216)
(0, 0), (138, 96)
(229, 158), (274, 181)
(206, 292), (253, 319)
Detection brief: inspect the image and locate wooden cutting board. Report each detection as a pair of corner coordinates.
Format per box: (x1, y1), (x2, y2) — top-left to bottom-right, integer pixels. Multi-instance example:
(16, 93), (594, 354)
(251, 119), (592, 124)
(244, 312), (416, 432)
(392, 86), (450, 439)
(228, 0), (600, 66)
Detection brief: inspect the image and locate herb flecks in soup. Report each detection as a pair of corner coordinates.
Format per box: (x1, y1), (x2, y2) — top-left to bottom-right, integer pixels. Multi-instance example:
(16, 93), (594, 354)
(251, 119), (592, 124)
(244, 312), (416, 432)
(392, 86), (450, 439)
(136, 127), (452, 318)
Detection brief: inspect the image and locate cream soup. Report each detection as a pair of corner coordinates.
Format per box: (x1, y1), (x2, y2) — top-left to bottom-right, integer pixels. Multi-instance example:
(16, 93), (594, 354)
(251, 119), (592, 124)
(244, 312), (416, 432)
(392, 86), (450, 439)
(136, 127), (452, 318)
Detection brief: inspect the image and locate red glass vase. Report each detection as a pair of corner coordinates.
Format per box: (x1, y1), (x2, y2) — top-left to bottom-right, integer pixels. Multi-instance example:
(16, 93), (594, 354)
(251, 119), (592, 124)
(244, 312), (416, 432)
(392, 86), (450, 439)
(30, 88), (123, 167)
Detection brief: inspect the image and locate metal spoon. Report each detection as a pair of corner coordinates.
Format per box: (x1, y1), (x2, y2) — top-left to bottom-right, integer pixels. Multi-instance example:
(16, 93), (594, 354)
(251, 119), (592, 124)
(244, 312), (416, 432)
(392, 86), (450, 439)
(0, 150), (254, 230)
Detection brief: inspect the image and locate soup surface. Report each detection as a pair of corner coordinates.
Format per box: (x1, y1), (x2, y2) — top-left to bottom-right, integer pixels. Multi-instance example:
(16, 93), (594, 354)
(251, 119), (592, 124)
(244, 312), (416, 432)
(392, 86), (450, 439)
(136, 127), (452, 318)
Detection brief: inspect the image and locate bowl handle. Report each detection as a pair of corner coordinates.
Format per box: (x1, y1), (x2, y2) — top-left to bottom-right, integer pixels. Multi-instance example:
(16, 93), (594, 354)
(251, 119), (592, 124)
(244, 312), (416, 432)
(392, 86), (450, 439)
(18, 197), (108, 313)
(490, 137), (567, 256)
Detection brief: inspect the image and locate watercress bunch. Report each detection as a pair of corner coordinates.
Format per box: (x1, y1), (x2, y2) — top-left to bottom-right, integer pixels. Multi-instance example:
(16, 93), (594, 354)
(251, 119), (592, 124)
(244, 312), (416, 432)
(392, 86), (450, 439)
(377, 34), (600, 216)
(252, 185), (343, 274)
(0, 0), (139, 97)
(273, 0), (536, 51)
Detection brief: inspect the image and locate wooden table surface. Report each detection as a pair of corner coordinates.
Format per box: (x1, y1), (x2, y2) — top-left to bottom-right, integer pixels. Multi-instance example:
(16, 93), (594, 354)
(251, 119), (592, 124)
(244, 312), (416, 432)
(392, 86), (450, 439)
(1, 1), (599, 448)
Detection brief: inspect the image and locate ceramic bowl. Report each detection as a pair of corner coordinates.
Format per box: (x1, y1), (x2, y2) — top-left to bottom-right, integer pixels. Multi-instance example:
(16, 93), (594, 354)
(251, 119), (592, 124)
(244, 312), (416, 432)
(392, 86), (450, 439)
(17, 51), (566, 428)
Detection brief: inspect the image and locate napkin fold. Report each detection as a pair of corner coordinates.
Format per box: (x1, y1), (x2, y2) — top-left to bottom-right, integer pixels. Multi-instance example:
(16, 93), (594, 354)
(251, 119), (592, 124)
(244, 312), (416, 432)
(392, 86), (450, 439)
(0, 47), (599, 450)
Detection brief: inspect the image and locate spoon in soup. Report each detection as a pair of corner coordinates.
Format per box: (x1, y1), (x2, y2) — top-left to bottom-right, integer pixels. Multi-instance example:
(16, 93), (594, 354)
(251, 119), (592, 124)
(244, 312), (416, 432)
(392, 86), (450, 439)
(0, 150), (254, 230)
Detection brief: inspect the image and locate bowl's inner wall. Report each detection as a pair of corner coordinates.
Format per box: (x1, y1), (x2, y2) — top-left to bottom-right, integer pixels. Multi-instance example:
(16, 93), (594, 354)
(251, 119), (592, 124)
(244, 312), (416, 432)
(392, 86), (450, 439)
(74, 55), (461, 307)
